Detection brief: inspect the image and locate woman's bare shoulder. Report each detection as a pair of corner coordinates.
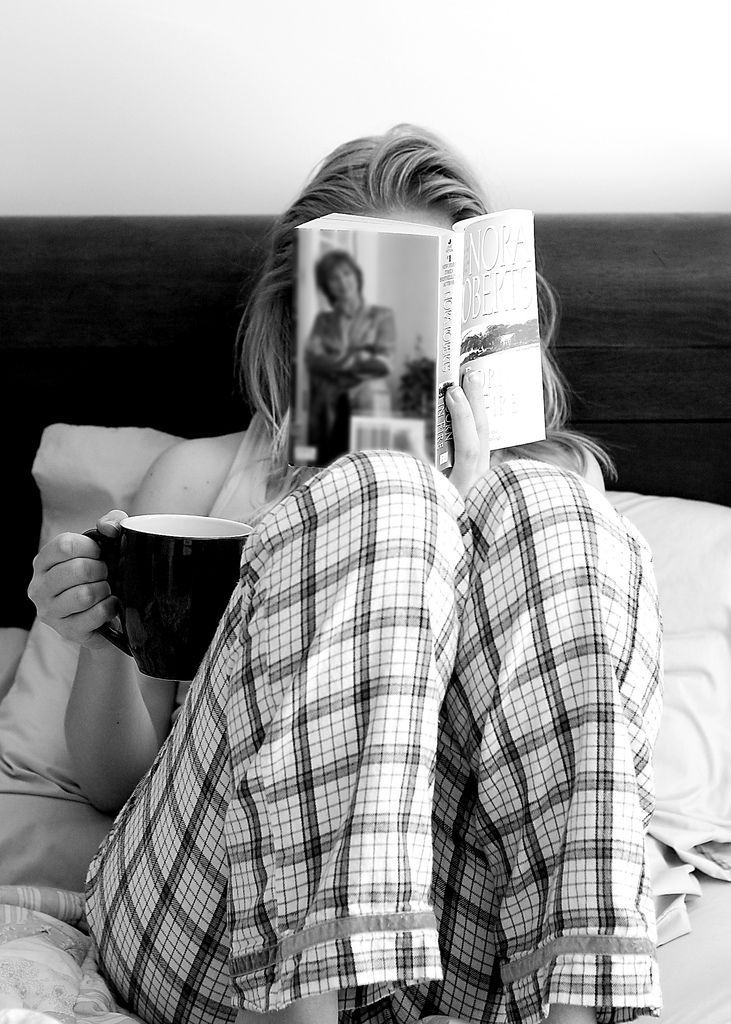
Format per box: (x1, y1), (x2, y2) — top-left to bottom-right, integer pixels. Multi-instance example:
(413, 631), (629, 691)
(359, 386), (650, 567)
(131, 432), (245, 515)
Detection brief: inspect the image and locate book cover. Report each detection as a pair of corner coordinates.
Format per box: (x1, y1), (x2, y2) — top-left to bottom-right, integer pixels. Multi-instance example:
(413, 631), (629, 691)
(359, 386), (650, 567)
(291, 209), (544, 473)
(456, 210), (545, 455)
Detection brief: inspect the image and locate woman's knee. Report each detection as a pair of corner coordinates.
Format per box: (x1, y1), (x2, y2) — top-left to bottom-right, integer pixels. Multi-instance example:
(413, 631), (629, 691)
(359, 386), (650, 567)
(246, 449), (468, 592)
(295, 449), (466, 535)
(462, 458), (657, 625)
(465, 458), (618, 552)
(322, 448), (455, 504)
(466, 457), (581, 516)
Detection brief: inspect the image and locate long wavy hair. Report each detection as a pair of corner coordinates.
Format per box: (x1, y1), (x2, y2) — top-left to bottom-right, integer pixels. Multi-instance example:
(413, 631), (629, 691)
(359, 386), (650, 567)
(235, 123), (614, 483)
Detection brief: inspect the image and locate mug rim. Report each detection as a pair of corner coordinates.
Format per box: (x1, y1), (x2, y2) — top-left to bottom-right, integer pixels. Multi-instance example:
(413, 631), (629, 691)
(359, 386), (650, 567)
(121, 513), (252, 539)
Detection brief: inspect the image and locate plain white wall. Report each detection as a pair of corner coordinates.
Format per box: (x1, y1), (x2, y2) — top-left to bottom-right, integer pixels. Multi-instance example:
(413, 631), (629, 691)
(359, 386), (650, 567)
(1, 0), (728, 215)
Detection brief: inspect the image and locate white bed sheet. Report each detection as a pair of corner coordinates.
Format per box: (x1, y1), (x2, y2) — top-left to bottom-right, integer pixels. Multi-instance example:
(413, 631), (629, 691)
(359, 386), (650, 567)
(637, 874), (731, 1024)
(1, 878), (729, 1023)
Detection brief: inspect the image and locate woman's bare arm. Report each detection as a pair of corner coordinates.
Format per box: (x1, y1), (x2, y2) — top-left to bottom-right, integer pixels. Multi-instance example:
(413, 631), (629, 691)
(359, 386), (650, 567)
(65, 645), (177, 812)
(64, 432), (245, 812)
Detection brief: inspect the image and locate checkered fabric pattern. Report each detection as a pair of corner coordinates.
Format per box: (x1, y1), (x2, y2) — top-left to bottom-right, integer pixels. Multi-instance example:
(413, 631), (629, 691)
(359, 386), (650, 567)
(85, 452), (663, 1024)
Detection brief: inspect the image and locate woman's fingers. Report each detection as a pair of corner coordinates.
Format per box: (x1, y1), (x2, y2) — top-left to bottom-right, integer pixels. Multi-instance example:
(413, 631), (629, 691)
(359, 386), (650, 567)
(96, 509), (127, 535)
(27, 519), (124, 647)
(446, 385), (479, 497)
(31, 553), (113, 629)
(34, 566), (117, 646)
(31, 531), (102, 575)
(58, 596), (121, 648)
(446, 366), (491, 497)
(462, 366), (491, 466)
(44, 572), (112, 620)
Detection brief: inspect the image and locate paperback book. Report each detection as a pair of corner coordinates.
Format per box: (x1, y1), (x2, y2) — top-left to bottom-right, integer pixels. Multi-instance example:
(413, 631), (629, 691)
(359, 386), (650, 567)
(291, 208), (545, 472)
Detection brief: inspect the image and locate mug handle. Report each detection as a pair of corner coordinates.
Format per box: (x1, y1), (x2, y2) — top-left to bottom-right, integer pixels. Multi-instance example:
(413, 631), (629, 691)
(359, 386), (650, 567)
(83, 527), (131, 658)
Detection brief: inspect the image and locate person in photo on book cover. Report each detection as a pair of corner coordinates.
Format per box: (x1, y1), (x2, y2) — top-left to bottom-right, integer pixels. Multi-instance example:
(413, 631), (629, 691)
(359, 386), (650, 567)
(27, 125), (662, 1024)
(304, 249), (396, 463)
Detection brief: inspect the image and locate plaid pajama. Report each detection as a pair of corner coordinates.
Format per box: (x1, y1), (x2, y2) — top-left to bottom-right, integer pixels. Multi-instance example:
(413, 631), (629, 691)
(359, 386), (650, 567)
(84, 452), (663, 1024)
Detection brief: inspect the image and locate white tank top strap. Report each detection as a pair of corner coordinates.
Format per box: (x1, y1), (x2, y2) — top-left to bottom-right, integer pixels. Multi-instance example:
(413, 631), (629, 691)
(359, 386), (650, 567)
(174, 416), (275, 721)
(208, 414), (273, 523)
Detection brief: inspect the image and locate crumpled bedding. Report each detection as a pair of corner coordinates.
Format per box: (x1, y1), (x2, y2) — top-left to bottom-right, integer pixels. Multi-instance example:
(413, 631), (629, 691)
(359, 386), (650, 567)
(0, 886), (140, 1024)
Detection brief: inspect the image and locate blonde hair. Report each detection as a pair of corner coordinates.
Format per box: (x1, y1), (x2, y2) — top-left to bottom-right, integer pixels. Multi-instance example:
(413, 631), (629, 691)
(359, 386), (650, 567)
(235, 123), (614, 483)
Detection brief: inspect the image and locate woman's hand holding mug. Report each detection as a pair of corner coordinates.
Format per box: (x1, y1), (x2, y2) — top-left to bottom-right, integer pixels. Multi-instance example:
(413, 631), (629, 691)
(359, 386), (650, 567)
(82, 513), (252, 679)
(30, 511), (252, 679)
(28, 511), (127, 649)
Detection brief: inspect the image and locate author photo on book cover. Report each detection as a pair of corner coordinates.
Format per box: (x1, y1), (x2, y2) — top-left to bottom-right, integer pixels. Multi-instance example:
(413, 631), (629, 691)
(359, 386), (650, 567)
(304, 249), (396, 463)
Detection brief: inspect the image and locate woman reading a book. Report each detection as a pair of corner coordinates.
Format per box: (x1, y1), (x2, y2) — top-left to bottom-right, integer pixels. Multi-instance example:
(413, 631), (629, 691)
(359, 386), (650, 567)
(28, 124), (662, 1024)
(305, 249), (396, 463)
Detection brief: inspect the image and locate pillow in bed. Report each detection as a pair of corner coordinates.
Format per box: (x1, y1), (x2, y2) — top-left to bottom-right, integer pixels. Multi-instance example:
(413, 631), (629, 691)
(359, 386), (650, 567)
(0, 628), (28, 704)
(608, 491), (731, 883)
(0, 423), (180, 891)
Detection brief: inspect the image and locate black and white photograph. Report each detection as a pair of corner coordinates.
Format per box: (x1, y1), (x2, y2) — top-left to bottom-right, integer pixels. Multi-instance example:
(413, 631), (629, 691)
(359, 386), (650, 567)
(0, 3), (728, 1024)
(293, 226), (439, 466)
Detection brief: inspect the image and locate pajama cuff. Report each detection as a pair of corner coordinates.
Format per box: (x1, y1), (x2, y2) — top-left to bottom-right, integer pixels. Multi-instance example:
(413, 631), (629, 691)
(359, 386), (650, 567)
(503, 938), (662, 1023)
(229, 912), (443, 1012)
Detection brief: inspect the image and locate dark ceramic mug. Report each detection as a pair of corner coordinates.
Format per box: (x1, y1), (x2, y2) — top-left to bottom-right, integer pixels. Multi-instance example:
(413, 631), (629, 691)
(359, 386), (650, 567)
(85, 514), (252, 679)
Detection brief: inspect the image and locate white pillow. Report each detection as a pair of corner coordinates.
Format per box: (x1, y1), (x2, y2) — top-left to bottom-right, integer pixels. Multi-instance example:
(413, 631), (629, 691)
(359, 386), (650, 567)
(0, 628), (28, 704)
(0, 424), (180, 891)
(33, 423), (180, 546)
(608, 491), (731, 882)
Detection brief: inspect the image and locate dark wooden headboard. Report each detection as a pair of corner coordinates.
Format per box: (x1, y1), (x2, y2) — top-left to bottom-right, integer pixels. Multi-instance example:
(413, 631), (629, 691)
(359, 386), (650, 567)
(537, 214), (730, 506)
(1, 214), (729, 627)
